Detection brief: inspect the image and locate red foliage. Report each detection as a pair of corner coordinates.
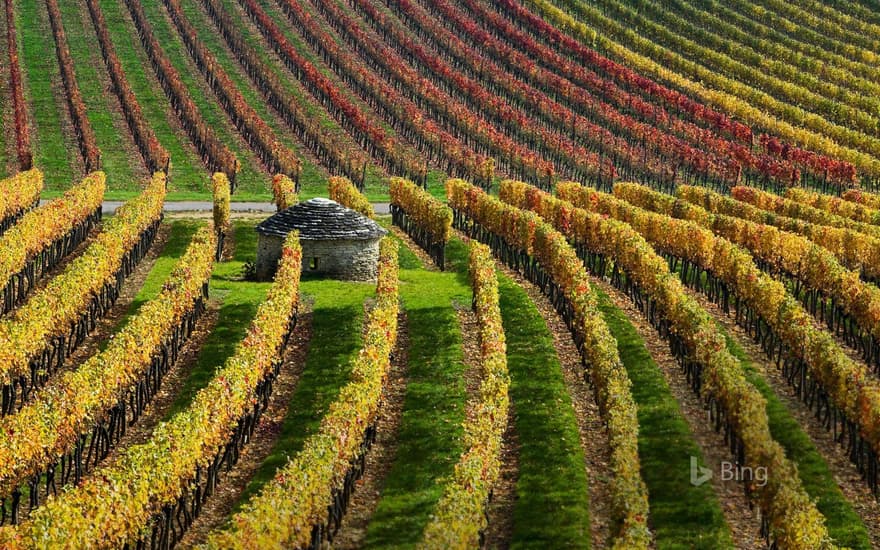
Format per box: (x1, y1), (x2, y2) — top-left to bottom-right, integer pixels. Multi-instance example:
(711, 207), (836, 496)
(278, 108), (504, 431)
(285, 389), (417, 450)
(162, 0), (301, 182)
(495, 0), (752, 144)
(199, 0), (368, 187)
(434, 0), (801, 189)
(760, 134), (858, 190)
(239, 0), (430, 184)
(5, 0), (31, 170)
(350, 0), (612, 186)
(123, 0), (239, 188)
(45, 0), (101, 173)
(85, 0), (169, 175)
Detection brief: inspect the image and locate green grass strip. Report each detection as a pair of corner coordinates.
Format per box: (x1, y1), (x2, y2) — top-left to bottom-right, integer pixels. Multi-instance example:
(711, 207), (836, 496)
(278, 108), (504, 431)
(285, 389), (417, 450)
(15, 0), (78, 191)
(99, 220), (203, 349)
(232, 276), (376, 507)
(126, 220), (202, 310)
(164, 220), (271, 416)
(497, 274), (591, 549)
(135, 0), (267, 196)
(718, 323), (871, 549)
(95, 0), (210, 198)
(56, 0), (141, 185)
(364, 235), (471, 548)
(592, 285), (732, 549)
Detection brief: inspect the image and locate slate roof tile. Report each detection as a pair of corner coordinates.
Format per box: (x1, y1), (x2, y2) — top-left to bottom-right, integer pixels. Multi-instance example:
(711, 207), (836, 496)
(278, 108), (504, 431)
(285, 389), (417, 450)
(256, 198), (387, 240)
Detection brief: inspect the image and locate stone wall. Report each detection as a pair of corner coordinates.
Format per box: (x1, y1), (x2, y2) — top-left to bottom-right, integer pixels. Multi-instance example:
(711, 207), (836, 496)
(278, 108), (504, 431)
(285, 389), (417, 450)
(256, 233), (285, 281)
(256, 233), (381, 281)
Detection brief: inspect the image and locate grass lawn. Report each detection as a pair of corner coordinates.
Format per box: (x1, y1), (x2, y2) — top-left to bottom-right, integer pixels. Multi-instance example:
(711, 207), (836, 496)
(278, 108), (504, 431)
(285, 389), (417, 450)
(15, 0), (79, 192)
(364, 234), (471, 548)
(56, 0), (144, 186)
(94, 0), (211, 197)
(592, 285), (732, 549)
(232, 276), (376, 507)
(497, 274), (592, 549)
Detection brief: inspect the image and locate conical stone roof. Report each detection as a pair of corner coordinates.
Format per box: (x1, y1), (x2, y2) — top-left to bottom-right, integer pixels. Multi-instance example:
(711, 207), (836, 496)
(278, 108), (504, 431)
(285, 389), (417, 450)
(255, 197), (387, 240)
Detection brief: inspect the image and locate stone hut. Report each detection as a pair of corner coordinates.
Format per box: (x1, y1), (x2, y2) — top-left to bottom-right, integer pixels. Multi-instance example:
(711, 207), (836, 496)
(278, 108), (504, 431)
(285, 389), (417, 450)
(255, 198), (387, 281)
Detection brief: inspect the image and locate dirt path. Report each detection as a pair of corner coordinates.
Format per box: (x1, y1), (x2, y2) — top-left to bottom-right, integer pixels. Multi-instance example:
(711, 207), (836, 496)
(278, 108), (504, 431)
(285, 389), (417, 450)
(94, 298), (221, 468)
(482, 401), (519, 550)
(1, 217), (98, 319)
(457, 306), (486, 416)
(7, 223), (171, 409)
